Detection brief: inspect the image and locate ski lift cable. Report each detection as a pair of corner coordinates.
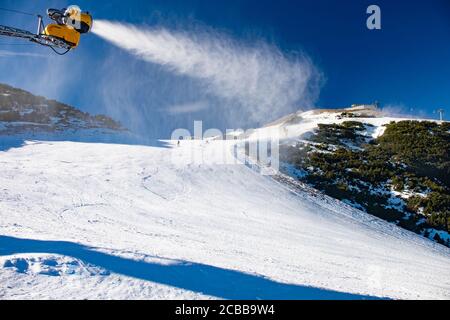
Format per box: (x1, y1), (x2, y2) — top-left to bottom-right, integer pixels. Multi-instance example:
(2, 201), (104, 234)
(0, 43), (34, 46)
(0, 7), (37, 17)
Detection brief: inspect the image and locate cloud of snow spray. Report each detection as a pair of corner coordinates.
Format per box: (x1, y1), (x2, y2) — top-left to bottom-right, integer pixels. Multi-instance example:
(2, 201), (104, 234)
(381, 104), (430, 119)
(92, 20), (322, 124)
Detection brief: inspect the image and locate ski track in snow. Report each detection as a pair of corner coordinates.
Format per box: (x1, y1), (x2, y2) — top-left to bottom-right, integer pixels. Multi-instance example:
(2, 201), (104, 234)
(0, 116), (449, 300)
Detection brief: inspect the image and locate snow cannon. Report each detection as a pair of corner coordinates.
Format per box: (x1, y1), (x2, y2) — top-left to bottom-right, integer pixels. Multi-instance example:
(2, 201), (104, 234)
(45, 5), (93, 49)
(0, 5), (92, 55)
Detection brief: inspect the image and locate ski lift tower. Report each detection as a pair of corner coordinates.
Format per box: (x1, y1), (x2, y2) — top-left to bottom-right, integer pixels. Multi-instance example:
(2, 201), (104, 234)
(436, 108), (444, 121)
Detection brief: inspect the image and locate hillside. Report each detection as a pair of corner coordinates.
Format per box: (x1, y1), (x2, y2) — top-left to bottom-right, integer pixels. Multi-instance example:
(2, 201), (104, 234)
(0, 83), (123, 135)
(247, 106), (450, 247)
(0, 138), (449, 300)
(0, 97), (449, 300)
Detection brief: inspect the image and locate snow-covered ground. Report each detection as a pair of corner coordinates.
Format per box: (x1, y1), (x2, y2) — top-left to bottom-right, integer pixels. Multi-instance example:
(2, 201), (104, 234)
(245, 107), (439, 142)
(0, 130), (449, 300)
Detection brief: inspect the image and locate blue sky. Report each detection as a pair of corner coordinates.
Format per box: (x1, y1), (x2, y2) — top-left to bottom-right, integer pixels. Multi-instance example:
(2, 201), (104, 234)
(0, 0), (449, 137)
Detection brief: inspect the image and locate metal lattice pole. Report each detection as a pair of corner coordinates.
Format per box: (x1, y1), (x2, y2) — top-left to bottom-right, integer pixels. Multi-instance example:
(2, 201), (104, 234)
(436, 109), (444, 121)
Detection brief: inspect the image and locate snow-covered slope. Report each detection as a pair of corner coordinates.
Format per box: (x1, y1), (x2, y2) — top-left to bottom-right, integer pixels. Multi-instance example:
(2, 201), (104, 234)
(246, 105), (439, 142)
(0, 134), (449, 299)
(246, 107), (450, 246)
(0, 83), (124, 135)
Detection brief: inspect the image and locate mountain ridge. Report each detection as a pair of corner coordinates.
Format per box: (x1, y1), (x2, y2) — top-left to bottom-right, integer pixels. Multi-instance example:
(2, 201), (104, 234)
(250, 108), (450, 247)
(0, 83), (124, 135)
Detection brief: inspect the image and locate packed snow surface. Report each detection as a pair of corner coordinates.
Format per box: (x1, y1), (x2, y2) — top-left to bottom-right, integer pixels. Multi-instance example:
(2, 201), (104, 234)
(0, 111), (449, 300)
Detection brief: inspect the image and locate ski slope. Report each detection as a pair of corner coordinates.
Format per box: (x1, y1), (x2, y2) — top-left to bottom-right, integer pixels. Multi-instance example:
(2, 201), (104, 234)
(0, 124), (449, 299)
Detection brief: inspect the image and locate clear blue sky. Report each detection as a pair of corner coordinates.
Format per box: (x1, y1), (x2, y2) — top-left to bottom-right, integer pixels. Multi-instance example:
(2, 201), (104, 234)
(0, 0), (449, 137)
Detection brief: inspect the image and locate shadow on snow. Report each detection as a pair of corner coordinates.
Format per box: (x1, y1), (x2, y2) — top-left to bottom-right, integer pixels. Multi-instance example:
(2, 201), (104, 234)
(0, 133), (172, 152)
(0, 235), (382, 300)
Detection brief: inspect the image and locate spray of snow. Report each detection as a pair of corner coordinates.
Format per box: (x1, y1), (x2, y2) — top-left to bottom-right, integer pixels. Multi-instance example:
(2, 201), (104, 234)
(92, 20), (322, 123)
(381, 104), (431, 119)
